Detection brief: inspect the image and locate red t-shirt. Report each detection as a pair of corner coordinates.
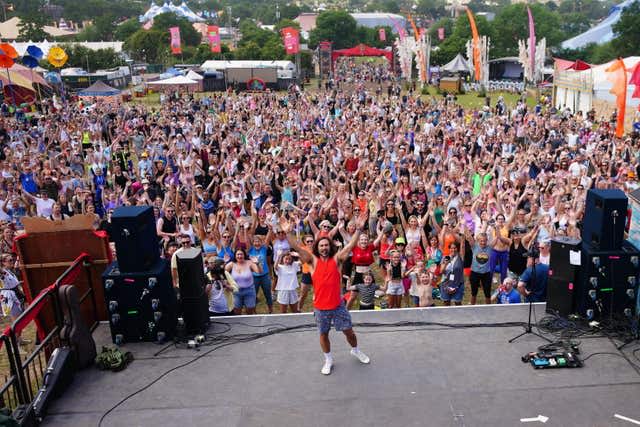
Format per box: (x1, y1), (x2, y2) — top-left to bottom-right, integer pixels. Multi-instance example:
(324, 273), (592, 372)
(345, 157), (359, 173)
(312, 257), (342, 310)
(351, 244), (376, 266)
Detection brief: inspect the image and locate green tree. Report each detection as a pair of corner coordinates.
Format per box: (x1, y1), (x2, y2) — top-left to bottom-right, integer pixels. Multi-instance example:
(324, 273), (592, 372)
(114, 18), (141, 42)
(611, 1), (640, 58)
(309, 10), (358, 49)
(274, 19), (301, 34)
(428, 17), (453, 47)
(415, 0), (446, 20)
(76, 14), (117, 41)
(430, 14), (493, 65)
(234, 41), (262, 59)
(491, 4), (563, 57)
(187, 43), (231, 63)
(56, 44), (124, 70)
(152, 13), (201, 47)
(17, 13), (48, 42)
(260, 37), (285, 60)
(124, 29), (170, 64)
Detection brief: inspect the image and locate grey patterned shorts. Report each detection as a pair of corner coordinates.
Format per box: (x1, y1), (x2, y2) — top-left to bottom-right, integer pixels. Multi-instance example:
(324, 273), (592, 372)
(314, 302), (353, 334)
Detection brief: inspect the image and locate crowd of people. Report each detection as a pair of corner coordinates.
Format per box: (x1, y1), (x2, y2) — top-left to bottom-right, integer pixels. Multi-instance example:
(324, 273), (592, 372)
(0, 64), (639, 320)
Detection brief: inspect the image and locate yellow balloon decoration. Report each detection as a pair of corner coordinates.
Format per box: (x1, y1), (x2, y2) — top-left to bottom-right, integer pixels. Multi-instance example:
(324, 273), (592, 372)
(47, 46), (68, 68)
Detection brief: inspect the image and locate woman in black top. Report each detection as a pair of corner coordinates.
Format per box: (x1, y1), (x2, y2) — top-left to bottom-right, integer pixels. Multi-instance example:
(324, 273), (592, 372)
(508, 229), (528, 277)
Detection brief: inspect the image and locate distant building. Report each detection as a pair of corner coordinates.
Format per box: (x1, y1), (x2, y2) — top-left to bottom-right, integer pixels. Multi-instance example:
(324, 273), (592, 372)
(295, 12), (407, 33)
(0, 17), (77, 41)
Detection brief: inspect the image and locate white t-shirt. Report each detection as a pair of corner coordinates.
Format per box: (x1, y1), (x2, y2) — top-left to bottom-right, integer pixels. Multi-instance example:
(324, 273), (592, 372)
(35, 198), (55, 217)
(275, 263), (300, 291)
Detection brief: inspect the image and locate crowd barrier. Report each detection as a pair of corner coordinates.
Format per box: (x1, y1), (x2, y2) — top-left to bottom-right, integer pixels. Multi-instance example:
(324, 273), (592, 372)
(0, 254), (98, 411)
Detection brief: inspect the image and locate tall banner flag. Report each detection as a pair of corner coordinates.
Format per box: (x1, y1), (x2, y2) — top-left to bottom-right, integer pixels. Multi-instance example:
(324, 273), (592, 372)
(281, 27), (300, 55)
(465, 7), (481, 82)
(378, 28), (386, 42)
(527, 7), (536, 85)
(630, 62), (640, 111)
(169, 27), (182, 55)
(438, 27), (445, 41)
(208, 25), (221, 53)
(605, 58), (628, 138)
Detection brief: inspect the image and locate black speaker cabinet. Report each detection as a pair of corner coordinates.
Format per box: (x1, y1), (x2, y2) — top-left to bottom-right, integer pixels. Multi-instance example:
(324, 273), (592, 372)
(582, 189), (628, 251)
(176, 248), (209, 335)
(102, 259), (177, 344)
(576, 241), (640, 320)
(546, 277), (576, 317)
(550, 236), (582, 281)
(111, 206), (160, 273)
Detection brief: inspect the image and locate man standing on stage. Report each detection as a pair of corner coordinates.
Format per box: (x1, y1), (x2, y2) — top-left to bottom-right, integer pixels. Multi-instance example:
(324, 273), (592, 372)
(282, 218), (370, 375)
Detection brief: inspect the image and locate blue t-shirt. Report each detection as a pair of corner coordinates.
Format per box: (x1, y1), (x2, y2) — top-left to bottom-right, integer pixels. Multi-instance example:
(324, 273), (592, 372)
(497, 288), (521, 304)
(248, 245), (270, 277)
(471, 243), (491, 274)
(519, 263), (549, 302)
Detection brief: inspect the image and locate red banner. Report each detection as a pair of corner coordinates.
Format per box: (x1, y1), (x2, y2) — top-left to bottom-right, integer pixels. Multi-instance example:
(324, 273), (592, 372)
(207, 25), (221, 53)
(281, 27), (299, 55)
(378, 28), (386, 42)
(438, 27), (445, 41)
(169, 26), (181, 55)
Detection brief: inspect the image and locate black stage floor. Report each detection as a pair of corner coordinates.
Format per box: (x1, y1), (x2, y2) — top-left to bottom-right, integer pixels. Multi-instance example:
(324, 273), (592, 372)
(43, 304), (640, 427)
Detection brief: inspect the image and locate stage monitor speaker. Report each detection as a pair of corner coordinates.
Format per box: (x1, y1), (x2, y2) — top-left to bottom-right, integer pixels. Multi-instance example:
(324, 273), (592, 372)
(102, 259), (177, 344)
(575, 241), (640, 320)
(546, 277), (575, 317)
(111, 206), (159, 273)
(176, 248), (209, 335)
(582, 189), (628, 251)
(550, 236), (582, 281)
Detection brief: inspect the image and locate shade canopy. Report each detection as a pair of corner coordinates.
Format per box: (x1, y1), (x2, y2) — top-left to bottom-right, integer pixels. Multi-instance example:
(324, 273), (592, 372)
(78, 80), (121, 97)
(331, 44), (393, 69)
(147, 75), (198, 86)
(442, 53), (472, 73)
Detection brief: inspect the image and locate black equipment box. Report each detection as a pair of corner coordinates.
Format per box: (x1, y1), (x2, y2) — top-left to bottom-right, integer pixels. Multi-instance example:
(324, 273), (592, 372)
(582, 189), (628, 251)
(102, 259), (177, 344)
(575, 241), (640, 320)
(111, 206), (160, 273)
(547, 237), (581, 316)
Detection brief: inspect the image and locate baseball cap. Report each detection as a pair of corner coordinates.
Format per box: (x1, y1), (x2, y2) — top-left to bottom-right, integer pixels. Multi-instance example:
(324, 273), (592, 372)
(395, 237), (406, 245)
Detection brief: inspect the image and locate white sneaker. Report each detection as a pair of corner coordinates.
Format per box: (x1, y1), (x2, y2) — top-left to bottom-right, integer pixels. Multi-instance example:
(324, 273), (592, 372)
(350, 349), (370, 364)
(321, 359), (333, 375)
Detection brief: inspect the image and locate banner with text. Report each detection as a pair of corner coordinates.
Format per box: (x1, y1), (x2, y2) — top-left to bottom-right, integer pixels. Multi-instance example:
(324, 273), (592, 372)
(207, 25), (221, 53)
(281, 27), (300, 55)
(169, 26), (181, 55)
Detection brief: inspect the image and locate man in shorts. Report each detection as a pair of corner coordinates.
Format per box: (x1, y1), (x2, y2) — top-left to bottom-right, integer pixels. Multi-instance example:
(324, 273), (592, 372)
(284, 219), (370, 375)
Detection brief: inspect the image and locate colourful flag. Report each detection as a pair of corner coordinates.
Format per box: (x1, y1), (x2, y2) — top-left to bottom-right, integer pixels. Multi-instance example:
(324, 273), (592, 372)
(208, 25), (221, 53)
(169, 27), (181, 55)
(605, 58), (628, 138)
(527, 6), (536, 81)
(408, 15), (419, 41)
(281, 27), (299, 55)
(438, 27), (445, 41)
(378, 28), (386, 42)
(629, 62), (640, 100)
(465, 7), (481, 82)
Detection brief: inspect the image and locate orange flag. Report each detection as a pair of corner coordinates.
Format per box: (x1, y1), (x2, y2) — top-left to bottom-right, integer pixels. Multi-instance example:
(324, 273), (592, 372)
(465, 7), (481, 82)
(605, 58), (627, 138)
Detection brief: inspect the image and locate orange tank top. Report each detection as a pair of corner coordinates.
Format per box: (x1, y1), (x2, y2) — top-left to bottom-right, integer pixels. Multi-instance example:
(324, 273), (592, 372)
(442, 233), (457, 257)
(311, 257), (342, 310)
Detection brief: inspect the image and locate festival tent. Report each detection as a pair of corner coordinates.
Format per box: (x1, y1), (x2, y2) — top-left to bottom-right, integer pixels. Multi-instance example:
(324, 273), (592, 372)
(331, 44), (393, 70)
(561, 0), (638, 49)
(147, 75), (199, 92)
(0, 70), (37, 104)
(185, 70), (204, 90)
(78, 80), (121, 97)
(442, 54), (472, 73)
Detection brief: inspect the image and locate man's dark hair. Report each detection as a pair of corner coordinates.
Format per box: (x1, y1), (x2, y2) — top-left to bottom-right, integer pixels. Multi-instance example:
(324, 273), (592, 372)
(312, 237), (337, 258)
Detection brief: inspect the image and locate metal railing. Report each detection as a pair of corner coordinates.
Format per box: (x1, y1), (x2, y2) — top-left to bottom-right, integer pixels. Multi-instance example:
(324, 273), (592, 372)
(0, 254), (98, 411)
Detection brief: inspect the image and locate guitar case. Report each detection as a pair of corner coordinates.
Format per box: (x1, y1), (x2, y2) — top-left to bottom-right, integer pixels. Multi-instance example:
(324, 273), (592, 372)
(32, 347), (74, 421)
(58, 285), (96, 369)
